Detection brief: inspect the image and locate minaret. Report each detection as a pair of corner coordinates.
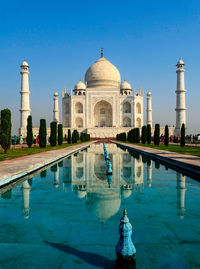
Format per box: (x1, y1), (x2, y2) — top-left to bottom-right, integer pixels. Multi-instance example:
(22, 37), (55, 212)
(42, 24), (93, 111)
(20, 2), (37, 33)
(19, 60), (31, 136)
(176, 173), (186, 219)
(146, 92), (152, 127)
(175, 58), (186, 136)
(53, 92), (59, 123)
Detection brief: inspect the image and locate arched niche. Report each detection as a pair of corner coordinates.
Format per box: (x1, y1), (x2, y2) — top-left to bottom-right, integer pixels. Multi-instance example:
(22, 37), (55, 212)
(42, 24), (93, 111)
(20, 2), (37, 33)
(136, 117), (141, 127)
(123, 102), (131, 113)
(75, 117), (83, 128)
(75, 102), (83, 113)
(136, 103), (141, 114)
(76, 167), (83, 179)
(93, 100), (112, 127)
(123, 117), (131, 127)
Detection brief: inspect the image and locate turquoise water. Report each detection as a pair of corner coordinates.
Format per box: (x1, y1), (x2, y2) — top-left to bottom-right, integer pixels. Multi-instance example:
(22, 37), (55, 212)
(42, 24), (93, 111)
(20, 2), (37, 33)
(0, 143), (200, 269)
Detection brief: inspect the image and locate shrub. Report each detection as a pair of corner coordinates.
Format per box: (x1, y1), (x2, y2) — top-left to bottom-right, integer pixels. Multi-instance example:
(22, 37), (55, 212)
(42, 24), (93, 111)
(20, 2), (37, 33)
(50, 121), (57, 146)
(0, 109), (12, 153)
(180, 123), (185, 147)
(39, 119), (47, 148)
(26, 115), (33, 148)
(58, 124), (63, 145)
(164, 125), (169, 146)
(147, 124), (151, 144)
(154, 124), (160, 146)
(141, 126), (147, 144)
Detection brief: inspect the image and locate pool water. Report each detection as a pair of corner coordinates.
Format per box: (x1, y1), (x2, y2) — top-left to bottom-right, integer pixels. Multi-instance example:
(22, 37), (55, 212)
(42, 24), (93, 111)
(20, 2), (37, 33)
(0, 143), (200, 269)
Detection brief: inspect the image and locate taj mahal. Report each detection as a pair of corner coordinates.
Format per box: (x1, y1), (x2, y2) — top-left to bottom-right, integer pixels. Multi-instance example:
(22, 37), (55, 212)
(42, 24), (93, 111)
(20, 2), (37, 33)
(19, 49), (186, 138)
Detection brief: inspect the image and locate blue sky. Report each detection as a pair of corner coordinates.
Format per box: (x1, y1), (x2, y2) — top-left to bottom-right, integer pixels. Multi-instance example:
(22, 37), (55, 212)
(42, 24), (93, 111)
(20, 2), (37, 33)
(0, 0), (199, 134)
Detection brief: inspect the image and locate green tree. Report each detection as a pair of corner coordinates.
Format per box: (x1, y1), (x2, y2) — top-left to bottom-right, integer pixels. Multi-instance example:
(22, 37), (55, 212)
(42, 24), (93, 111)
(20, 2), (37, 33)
(58, 124), (63, 145)
(0, 109), (12, 153)
(164, 125), (169, 146)
(135, 128), (140, 143)
(39, 119), (47, 148)
(147, 124), (151, 144)
(141, 126), (147, 144)
(26, 115), (33, 148)
(67, 129), (72, 144)
(72, 130), (77, 143)
(180, 123), (185, 147)
(154, 124), (160, 146)
(50, 121), (57, 146)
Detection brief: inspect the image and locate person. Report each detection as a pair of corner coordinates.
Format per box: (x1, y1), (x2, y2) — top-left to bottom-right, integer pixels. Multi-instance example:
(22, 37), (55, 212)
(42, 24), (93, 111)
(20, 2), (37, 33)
(20, 135), (23, 145)
(46, 134), (49, 144)
(190, 135), (193, 144)
(33, 135), (36, 144)
(36, 135), (39, 144)
(13, 135), (17, 148)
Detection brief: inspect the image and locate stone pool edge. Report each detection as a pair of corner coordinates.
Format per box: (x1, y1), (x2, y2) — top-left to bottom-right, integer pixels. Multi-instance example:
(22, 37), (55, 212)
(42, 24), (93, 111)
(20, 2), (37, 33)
(0, 141), (96, 188)
(111, 141), (200, 180)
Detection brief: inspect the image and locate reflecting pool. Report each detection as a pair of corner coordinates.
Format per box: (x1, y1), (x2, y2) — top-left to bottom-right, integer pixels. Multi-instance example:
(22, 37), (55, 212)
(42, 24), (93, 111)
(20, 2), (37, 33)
(0, 143), (200, 268)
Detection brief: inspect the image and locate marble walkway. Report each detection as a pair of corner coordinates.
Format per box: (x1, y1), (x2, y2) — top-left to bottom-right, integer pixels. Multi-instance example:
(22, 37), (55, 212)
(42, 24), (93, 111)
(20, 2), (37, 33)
(0, 141), (94, 187)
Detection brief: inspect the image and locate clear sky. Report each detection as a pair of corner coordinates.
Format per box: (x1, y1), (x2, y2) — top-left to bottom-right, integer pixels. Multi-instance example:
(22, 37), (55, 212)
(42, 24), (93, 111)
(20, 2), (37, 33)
(0, 0), (199, 135)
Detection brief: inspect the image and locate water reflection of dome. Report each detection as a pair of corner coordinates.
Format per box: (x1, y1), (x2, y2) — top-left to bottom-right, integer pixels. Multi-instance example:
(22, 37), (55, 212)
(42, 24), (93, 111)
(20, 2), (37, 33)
(122, 189), (132, 199)
(77, 190), (87, 199)
(86, 190), (121, 222)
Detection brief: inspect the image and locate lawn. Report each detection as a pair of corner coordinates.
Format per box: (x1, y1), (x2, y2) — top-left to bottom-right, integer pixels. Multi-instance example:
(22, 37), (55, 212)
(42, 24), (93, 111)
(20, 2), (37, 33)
(119, 142), (200, 157)
(0, 142), (85, 161)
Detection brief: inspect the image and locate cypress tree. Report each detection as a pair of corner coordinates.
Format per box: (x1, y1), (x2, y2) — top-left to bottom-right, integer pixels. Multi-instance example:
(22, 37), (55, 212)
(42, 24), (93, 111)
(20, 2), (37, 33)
(164, 125), (169, 146)
(135, 128), (140, 143)
(180, 123), (185, 147)
(141, 126), (147, 144)
(154, 124), (160, 146)
(39, 119), (47, 148)
(58, 124), (63, 145)
(26, 115), (33, 148)
(0, 109), (12, 154)
(50, 121), (57, 146)
(147, 124), (151, 144)
(72, 130), (77, 143)
(67, 129), (72, 144)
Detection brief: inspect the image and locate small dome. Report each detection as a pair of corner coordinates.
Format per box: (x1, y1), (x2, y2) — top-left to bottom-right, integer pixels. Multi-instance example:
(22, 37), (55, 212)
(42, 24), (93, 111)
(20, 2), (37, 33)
(54, 92), (58, 96)
(120, 80), (132, 90)
(74, 80), (86, 90)
(176, 58), (185, 67)
(122, 189), (132, 199)
(147, 91), (152, 96)
(85, 56), (121, 88)
(21, 60), (29, 68)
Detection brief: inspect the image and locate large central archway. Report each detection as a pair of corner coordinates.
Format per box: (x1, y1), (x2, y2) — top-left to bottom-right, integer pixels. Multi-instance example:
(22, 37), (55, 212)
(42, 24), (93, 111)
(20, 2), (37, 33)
(93, 100), (112, 127)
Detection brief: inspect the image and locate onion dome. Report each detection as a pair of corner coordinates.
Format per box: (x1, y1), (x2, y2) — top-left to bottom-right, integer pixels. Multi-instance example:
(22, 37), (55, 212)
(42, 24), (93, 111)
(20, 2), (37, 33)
(147, 91), (152, 96)
(54, 92), (58, 96)
(120, 80), (132, 90)
(20, 60), (29, 68)
(74, 80), (86, 90)
(85, 53), (121, 88)
(176, 58), (185, 68)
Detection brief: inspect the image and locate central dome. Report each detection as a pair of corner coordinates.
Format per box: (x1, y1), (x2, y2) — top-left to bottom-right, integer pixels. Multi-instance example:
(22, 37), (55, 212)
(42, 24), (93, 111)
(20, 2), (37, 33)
(85, 56), (121, 88)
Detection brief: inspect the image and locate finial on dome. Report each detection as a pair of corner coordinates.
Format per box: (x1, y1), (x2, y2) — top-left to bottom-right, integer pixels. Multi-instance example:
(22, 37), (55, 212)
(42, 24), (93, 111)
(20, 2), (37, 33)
(123, 208), (127, 215)
(101, 48), (104, 58)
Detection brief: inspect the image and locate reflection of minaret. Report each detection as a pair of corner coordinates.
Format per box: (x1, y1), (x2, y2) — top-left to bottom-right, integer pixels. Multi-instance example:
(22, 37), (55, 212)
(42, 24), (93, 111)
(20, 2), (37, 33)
(147, 160), (152, 188)
(22, 180), (31, 219)
(54, 167), (59, 188)
(176, 173), (186, 219)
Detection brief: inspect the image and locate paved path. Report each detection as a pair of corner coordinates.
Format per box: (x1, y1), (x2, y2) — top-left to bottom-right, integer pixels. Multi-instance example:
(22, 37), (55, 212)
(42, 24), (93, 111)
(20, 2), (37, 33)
(0, 142), (94, 187)
(112, 141), (200, 179)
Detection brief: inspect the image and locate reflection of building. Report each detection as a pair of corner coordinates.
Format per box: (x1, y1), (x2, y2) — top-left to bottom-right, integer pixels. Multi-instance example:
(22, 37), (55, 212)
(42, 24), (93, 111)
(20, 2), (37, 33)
(22, 180), (31, 219)
(176, 173), (186, 219)
(62, 143), (146, 222)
